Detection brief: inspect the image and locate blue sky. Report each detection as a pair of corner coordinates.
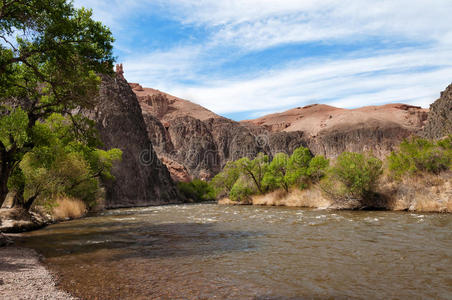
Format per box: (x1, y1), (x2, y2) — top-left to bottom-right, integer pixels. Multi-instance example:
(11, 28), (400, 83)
(74, 0), (452, 121)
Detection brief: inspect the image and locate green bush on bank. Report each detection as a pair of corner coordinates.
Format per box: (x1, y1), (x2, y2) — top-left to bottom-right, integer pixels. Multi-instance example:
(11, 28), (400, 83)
(7, 114), (122, 210)
(210, 136), (452, 207)
(322, 152), (383, 202)
(388, 136), (452, 178)
(211, 146), (329, 202)
(178, 179), (215, 202)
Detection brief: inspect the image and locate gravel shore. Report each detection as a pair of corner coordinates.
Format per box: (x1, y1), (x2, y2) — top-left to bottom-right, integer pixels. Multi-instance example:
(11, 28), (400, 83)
(0, 246), (75, 300)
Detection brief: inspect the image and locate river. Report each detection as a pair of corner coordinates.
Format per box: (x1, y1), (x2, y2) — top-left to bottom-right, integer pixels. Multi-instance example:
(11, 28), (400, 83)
(16, 204), (452, 299)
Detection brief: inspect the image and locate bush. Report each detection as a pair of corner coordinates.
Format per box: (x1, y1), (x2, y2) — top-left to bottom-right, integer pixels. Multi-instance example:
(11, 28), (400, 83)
(307, 155), (329, 183)
(326, 152), (383, 201)
(388, 136), (452, 178)
(229, 178), (255, 202)
(210, 161), (241, 197)
(178, 179), (215, 202)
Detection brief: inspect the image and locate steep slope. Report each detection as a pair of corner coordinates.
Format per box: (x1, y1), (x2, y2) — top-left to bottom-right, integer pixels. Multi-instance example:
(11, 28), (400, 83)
(87, 76), (180, 208)
(130, 83), (272, 180)
(423, 83), (452, 139)
(130, 82), (429, 181)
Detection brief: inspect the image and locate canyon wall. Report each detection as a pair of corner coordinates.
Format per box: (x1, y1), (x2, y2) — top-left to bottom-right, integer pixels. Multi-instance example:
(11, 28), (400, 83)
(88, 75), (180, 208)
(423, 83), (452, 139)
(130, 83), (429, 181)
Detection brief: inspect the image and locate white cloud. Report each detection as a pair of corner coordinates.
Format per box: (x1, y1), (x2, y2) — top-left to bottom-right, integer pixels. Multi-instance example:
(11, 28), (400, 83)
(161, 0), (452, 50)
(167, 47), (452, 114)
(71, 0), (452, 119)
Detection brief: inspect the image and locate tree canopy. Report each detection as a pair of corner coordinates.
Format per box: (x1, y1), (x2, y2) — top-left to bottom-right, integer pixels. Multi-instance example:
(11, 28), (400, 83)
(0, 0), (116, 208)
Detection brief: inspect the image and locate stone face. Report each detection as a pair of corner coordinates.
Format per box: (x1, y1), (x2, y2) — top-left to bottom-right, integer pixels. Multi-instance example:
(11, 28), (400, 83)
(423, 83), (452, 139)
(131, 83), (430, 181)
(89, 75), (180, 208)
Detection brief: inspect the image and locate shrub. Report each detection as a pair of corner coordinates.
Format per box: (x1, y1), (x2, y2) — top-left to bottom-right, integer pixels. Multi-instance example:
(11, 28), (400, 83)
(388, 136), (452, 178)
(229, 178), (255, 202)
(178, 179), (215, 202)
(210, 161), (241, 197)
(326, 152), (383, 201)
(307, 155), (329, 183)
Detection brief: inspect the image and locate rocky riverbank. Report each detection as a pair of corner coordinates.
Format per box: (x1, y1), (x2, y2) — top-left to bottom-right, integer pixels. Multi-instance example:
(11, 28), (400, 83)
(0, 246), (75, 300)
(0, 208), (52, 234)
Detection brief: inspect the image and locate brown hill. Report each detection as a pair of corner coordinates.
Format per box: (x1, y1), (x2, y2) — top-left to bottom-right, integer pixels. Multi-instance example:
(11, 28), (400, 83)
(241, 103), (427, 136)
(129, 82), (431, 181)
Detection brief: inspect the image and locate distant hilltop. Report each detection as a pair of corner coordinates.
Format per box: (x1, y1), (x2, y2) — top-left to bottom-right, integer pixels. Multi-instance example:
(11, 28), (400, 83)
(122, 79), (452, 183)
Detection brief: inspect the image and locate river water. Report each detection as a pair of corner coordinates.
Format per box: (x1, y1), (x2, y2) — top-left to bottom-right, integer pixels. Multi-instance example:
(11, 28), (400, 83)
(17, 204), (452, 299)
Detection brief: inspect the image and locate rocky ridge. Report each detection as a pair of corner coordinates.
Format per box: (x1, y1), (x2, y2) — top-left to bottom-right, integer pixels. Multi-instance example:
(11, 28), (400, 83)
(86, 75), (180, 208)
(130, 82), (429, 181)
(423, 83), (452, 139)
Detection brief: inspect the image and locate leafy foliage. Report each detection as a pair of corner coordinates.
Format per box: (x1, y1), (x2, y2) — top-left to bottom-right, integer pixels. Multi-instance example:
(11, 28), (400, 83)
(263, 153), (291, 192)
(178, 179), (215, 203)
(0, 0), (116, 208)
(211, 146), (329, 201)
(388, 136), (452, 178)
(236, 153), (269, 193)
(229, 177), (255, 202)
(326, 152), (383, 200)
(8, 114), (122, 209)
(210, 160), (241, 197)
(307, 155), (329, 183)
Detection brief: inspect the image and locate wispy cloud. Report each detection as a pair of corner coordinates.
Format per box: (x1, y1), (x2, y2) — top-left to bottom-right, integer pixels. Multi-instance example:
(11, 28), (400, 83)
(72, 0), (452, 119)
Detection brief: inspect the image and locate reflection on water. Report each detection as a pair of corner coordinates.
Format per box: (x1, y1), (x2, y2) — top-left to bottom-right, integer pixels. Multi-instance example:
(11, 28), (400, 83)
(17, 204), (452, 299)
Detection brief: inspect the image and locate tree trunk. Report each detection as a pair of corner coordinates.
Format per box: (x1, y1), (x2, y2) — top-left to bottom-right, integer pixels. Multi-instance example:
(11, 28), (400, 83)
(0, 165), (10, 208)
(22, 196), (37, 211)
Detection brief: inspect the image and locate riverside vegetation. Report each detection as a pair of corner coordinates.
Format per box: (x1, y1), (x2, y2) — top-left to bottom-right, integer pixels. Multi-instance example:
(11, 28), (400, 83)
(208, 136), (452, 212)
(0, 0), (121, 222)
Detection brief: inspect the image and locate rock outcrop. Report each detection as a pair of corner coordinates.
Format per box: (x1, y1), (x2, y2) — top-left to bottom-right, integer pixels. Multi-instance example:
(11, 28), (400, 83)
(130, 83), (430, 181)
(88, 75), (180, 208)
(423, 83), (452, 139)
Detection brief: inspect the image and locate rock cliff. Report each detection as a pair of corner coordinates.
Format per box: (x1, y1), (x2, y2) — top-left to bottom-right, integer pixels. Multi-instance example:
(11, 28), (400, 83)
(88, 75), (180, 208)
(423, 83), (452, 139)
(130, 83), (430, 181)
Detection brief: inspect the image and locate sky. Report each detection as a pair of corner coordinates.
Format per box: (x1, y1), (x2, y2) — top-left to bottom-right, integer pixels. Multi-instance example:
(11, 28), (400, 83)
(74, 0), (452, 120)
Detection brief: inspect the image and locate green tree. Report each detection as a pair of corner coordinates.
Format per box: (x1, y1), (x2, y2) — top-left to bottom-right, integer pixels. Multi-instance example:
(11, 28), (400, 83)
(286, 146), (313, 189)
(307, 155), (329, 183)
(210, 160), (241, 197)
(237, 153), (269, 194)
(0, 0), (114, 206)
(263, 153), (291, 192)
(229, 176), (255, 202)
(388, 137), (452, 179)
(327, 152), (383, 200)
(178, 179), (215, 203)
(8, 114), (121, 209)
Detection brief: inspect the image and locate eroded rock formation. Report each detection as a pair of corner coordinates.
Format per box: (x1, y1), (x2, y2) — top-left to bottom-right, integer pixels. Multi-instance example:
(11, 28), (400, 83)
(423, 83), (452, 139)
(130, 82), (432, 181)
(87, 75), (180, 208)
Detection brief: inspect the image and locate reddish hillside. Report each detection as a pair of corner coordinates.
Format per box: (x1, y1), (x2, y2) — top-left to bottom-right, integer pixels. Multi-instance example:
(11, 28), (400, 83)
(241, 103), (428, 137)
(128, 81), (431, 181)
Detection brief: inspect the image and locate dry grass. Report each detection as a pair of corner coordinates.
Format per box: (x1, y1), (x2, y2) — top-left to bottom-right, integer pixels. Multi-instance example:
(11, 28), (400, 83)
(52, 196), (87, 221)
(252, 188), (332, 208)
(382, 172), (452, 213)
(217, 197), (251, 205)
